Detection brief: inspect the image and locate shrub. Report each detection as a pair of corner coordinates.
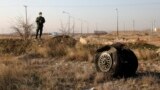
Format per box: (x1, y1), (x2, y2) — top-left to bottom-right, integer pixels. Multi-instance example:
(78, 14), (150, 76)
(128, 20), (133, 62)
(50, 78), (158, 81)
(11, 17), (34, 40)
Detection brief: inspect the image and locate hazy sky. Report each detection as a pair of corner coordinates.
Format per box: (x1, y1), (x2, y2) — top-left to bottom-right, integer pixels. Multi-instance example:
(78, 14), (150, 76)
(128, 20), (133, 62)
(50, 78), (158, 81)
(0, 0), (160, 34)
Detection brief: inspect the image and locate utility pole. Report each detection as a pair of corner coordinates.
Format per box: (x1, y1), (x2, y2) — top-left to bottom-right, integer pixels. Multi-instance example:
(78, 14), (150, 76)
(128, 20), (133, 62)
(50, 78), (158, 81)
(87, 22), (89, 34)
(150, 21), (154, 41)
(151, 20), (156, 35)
(68, 15), (71, 35)
(96, 23), (98, 31)
(133, 20), (135, 32)
(24, 5), (28, 24)
(63, 11), (71, 35)
(153, 20), (156, 32)
(84, 21), (89, 34)
(116, 8), (119, 37)
(80, 19), (83, 36)
(72, 17), (75, 36)
(124, 22), (126, 32)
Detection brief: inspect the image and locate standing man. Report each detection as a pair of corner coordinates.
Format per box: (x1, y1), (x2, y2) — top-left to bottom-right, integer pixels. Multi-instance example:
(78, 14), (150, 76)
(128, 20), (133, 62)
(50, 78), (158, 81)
(36, 12), (45, 39)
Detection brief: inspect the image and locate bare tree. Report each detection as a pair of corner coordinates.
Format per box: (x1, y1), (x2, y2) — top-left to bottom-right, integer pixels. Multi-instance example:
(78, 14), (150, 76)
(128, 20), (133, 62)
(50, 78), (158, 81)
(59, 20), (68, 35)
(59, 19), (75, 36)
(11, 17), (35, 40)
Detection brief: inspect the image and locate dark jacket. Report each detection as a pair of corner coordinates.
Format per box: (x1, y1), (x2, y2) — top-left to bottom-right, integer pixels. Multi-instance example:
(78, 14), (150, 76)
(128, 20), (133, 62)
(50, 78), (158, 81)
(36, 16), (45, 26)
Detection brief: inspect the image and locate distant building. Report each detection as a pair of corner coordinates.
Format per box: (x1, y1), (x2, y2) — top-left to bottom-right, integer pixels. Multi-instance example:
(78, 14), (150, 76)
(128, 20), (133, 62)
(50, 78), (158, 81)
(94, 30), (107, 35)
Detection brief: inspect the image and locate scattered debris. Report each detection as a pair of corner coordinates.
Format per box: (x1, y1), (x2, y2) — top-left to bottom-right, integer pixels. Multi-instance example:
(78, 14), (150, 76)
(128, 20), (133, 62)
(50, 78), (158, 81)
(79, 37), (88, 45)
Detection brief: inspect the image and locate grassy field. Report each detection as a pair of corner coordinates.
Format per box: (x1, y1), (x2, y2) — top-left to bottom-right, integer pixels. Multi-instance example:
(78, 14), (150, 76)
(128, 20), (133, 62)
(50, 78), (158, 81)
(0, 32), (160, 90)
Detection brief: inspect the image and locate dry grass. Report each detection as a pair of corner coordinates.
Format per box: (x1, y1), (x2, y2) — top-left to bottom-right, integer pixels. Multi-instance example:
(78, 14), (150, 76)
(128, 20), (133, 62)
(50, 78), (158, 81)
(133, 49), (158, 60)
(96, 60), (160, 90)
(0, 33), (160, 90)
(66, 43), (92, 61)
(0, 57), (96, 90)
(1, 55), (160, 90)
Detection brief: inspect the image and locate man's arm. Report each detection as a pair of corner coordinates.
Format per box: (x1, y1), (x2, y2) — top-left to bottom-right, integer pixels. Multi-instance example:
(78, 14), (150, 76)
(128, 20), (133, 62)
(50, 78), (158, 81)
(43, 17), (45, 23)
(36, 17), (39, 23)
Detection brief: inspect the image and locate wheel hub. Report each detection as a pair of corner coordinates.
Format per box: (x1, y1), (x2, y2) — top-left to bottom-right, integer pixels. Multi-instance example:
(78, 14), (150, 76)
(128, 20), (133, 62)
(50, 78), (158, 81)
(98, 52), (112, 72)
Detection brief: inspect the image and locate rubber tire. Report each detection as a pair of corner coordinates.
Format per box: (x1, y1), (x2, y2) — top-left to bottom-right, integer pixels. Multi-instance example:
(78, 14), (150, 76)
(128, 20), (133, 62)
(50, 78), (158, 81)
(112, 43), (138, 77)
(95, 43), (138, 78)
(116, 47), (138, 77)
(95, 45), (120, 78)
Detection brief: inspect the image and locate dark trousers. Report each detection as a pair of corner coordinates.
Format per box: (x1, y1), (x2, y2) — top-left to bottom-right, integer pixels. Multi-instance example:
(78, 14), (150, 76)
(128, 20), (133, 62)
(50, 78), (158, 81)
(36, 26), (43, 39)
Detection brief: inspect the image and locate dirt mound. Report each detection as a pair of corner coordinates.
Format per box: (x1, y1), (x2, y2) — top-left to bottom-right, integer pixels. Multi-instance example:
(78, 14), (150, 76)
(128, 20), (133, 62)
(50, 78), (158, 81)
(0, 39), (32, 55)
(48, 35), (77, 47)
(0, 36), (77, 57)
(45, 35), (77, 57)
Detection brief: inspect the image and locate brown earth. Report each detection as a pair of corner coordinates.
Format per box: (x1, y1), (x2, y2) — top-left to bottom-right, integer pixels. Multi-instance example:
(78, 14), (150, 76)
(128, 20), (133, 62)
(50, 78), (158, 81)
(0, 32), (160, 90)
